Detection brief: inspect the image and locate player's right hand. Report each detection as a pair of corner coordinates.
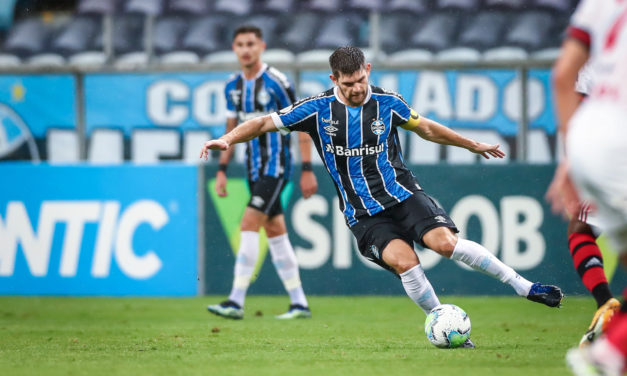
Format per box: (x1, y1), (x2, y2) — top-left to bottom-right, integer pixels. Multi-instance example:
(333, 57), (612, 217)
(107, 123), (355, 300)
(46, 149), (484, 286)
(200, 139), (229, 160)
(215, 171), (228, 197)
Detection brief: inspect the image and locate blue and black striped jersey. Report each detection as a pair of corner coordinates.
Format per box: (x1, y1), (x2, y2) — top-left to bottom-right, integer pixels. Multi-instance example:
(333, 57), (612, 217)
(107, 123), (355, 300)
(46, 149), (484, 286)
(225, 63), (296, 181)
(271, 85), (422, 227)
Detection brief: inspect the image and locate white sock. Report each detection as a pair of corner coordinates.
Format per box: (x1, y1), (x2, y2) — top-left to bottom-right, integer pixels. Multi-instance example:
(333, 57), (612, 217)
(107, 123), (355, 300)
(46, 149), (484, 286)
(451, 238), (533, 296)
(268, 234), (308, 307)
(400, 264), (441, 314)
(228, 231), (260, 307)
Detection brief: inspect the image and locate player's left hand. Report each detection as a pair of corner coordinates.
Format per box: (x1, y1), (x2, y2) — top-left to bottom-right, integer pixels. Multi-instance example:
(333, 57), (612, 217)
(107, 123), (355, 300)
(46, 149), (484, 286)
(546, 161), (581, 219)
(200, 139), (229, 160)
(471, 143), (506, 159)
(300, 171), (318, 199)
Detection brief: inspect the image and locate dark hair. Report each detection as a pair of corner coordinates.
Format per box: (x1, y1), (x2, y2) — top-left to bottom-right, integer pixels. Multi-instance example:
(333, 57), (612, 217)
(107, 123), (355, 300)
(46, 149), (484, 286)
(329, 46), (365, 78)
(233, 25), (263, 41)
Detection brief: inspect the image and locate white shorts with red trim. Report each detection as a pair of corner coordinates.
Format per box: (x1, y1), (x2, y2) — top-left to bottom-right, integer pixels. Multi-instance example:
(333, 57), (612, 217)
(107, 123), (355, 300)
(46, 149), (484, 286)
(567, 102), (627, 253)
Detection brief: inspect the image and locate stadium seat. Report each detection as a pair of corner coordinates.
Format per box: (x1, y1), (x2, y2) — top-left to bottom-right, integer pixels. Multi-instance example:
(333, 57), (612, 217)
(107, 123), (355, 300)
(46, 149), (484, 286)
(313, 14), (363, 49)
(455, 11), (509, 51)
(482, 46), (529, 61)
(262, 49), (295, 65)
(169, 0), (210, 15)
(77, 0), (119, 15)
(483, 0), (526, 10)
(406, 13), (459, 52)
(203, 50), (238, 65)
(168, 15), (224, 62)
(305, 0), (345, 12)
(258, 0), (298, 13)
(112, 15), (147, 68)
(533, 0), (573, 13)
(498, 11), (554, 52)
(387, 49), (434, 66)
(297, 47), (379, 66)
(435, 47), (481, 62)
(214, 0), (253, 16)
(386, 0), (430, 13)
(347, 0), (382, 12)
(124, 0), (166, 16)
(379, 13), (414, 53)
(51, 16), (100, 57)
(0, 17), (52, 58)
(279, 12), (321, 52)
(0, 53), (19, 67)
(435, 0), (480, 12)
(152, 16), (192, 63)
(50, 16), (105, 67)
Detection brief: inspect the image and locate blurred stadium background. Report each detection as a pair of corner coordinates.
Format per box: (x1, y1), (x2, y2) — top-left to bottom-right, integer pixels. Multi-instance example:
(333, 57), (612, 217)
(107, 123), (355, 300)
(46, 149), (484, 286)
(1, 0), (625, 299)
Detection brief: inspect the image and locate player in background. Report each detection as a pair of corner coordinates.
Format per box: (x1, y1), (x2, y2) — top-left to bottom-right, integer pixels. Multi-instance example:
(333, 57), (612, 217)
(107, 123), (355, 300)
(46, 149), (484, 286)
(547, 0), (627, 374)
(566, 65), (620, 348)
(202, 47), (564, 347)
(207, 25), (318, 320)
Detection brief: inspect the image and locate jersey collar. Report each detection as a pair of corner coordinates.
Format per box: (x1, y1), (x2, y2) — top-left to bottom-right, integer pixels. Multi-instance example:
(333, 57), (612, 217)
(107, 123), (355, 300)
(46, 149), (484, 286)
(240, 63), (268, 81)
(333, 84), (372, 108)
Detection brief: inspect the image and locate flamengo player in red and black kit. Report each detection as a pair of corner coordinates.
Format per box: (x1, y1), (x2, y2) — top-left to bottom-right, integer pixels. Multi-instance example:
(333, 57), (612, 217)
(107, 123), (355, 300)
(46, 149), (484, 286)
(548, 0), (627, 374)
(563, 64), (620, 349)
(202, 46), (564, 348)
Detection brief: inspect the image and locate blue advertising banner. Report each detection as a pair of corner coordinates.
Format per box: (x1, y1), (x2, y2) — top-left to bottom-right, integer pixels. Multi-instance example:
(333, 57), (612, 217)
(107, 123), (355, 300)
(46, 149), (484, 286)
(299, 69), (555, 136)
(85, 72), (234, 136)
(0, 163), (198, 296)
(0, 75), (76, 161)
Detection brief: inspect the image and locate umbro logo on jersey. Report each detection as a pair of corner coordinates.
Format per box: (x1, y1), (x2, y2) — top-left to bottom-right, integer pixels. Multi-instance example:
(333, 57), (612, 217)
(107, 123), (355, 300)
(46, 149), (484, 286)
(325, 143), (384, 157)
(434, 215), (447, 223)
(371, 118), (385, 135)
(323, 125), (338, 136)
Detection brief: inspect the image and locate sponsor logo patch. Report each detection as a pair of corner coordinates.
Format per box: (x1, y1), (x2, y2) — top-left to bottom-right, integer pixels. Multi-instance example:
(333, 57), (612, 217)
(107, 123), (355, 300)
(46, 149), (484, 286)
(324, 143), (384, 157)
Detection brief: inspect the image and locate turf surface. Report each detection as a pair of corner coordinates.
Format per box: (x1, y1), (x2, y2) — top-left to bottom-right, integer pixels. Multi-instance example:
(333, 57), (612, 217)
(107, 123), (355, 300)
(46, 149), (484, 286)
(0, 296), (598, 375)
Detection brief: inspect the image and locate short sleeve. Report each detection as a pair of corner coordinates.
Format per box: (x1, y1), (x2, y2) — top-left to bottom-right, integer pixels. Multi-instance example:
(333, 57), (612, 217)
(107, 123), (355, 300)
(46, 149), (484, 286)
(568, 0), (596, 49)
(224, 84), (237, 119)
(271, 96), (321, 135)
(389, 94), (413, 127)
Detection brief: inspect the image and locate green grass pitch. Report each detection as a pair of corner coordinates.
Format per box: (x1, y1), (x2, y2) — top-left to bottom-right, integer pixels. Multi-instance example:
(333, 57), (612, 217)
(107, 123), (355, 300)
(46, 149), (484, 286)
(0, 296), (598, 375)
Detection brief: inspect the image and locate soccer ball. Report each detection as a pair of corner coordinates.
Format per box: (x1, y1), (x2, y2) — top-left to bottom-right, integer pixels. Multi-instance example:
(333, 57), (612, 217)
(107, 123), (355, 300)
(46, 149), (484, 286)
(424, 304), (471, 348)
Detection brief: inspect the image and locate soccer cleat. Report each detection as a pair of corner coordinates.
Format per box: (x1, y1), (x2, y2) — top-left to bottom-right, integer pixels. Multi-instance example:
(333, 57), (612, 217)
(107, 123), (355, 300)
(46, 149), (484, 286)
(207, 300), (244, 320)
(566, 346), (622, 376)
(275, 304), (312, 320)
(526, 282), (564, 308)
(579, 298), (621, 348)
(460, 338), (475, 349)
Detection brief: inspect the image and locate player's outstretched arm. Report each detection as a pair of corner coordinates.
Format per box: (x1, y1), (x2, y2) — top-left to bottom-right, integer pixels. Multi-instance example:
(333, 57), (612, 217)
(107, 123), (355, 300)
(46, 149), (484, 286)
(200, 115), (277, 160)
(402, 113), (505, 159)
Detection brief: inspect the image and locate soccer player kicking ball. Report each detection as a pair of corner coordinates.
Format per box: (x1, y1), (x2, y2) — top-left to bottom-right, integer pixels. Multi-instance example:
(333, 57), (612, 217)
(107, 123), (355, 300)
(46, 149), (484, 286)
(202, 46), (563, 347)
